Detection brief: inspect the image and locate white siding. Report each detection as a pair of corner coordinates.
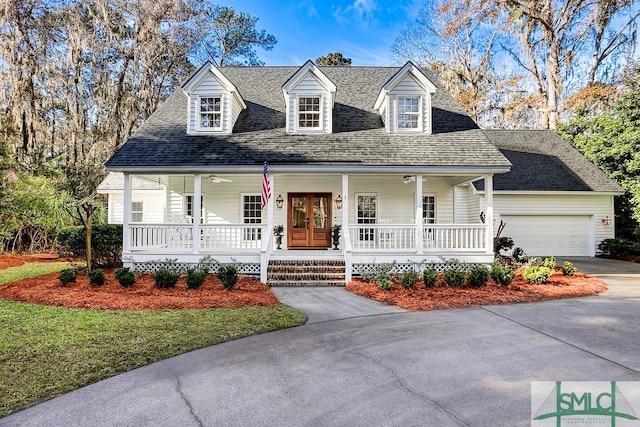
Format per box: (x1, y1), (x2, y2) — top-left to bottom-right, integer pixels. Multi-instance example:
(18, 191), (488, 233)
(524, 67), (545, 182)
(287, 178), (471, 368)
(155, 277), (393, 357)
(107, 191), (165, 224)
(454, 184), (481, 223)
(479, 193), (615, 255)
(163, 174), (458, 230)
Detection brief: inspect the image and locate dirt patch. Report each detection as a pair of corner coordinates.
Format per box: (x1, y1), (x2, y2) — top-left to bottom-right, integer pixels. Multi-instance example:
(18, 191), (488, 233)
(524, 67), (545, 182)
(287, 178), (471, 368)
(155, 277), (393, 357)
(0, 270), (280, 310)
(345, 270), (607, 311)
(0, 253), (71, 269)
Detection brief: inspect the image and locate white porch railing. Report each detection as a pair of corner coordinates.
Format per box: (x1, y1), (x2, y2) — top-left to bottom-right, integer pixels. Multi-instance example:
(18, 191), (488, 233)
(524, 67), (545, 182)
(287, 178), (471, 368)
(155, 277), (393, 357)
(129, 224), (267, 252)
(200, 224), (266, 250)
(348, 224), (488, 252)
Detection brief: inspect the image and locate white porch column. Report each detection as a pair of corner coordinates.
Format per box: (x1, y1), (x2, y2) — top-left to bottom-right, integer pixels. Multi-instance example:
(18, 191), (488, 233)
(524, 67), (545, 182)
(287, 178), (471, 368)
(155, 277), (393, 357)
(122, 173), (131, 253)
(484, 174), (494, 254)
(193, 173), (202, 254)
(342, 174), (352, 283)
(415, 175), (423, 254)
(260, 174), (274, 284)
(267, 174), (275, 235)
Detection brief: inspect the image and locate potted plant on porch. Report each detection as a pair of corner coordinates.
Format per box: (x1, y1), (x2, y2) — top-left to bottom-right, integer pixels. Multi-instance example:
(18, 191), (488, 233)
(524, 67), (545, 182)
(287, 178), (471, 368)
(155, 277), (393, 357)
(332, 224), (341, 250)
(273, 225), (284, 250)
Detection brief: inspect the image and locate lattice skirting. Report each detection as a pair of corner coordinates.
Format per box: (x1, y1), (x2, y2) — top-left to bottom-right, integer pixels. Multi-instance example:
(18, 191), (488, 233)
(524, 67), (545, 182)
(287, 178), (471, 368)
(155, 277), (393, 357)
(353, 261), (484, 277)
(129, 258), (260, 276)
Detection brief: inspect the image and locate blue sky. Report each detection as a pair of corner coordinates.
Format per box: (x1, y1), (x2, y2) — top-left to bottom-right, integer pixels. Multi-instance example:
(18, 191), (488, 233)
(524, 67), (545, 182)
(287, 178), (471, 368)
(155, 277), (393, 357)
(215, 0), (425, 66)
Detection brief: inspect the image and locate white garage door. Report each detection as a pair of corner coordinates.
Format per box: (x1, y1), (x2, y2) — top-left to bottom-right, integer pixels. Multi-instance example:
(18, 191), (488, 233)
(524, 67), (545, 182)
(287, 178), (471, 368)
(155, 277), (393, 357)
(500, 215), (592, 256)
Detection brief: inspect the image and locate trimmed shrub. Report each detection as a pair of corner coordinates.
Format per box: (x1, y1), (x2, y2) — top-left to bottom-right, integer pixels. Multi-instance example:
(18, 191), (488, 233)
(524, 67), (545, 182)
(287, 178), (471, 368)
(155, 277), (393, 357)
(543, 256), (557, 269)
(491, 263), (515, 286)
(399, 270), (420, 288)
(423, 268), (438, 288)
(56, 224), (123, 268)
(186, 268), (207, 290)
(87, 268), (106, 286)
(153, 268), (179, 289)
(522, 265), (552, 284)
(467, 266), (490, 288)
(562, 261), (578, 277)
(59, 268), (77, 285)
(115, 267), (135, 288)
(598, 238), (637, 256)
(443, 268), (466, 288)
(216, 264), (238, 291)
(377, 277), (393, 291)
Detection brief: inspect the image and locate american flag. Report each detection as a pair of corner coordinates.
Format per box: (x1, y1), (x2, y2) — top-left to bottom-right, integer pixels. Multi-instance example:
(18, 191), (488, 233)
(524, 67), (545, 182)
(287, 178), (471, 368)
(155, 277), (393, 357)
(261, 160), (271, 210)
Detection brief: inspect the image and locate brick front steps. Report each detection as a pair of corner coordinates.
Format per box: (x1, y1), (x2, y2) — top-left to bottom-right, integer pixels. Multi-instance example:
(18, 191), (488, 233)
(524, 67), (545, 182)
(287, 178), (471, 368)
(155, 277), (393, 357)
(267, 260), (346, 287)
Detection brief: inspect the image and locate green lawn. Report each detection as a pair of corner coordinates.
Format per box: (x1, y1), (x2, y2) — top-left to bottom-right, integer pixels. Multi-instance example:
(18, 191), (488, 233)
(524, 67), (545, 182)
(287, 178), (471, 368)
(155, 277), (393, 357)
(0, 263), (307, 417)
(0, 261), (75, 284)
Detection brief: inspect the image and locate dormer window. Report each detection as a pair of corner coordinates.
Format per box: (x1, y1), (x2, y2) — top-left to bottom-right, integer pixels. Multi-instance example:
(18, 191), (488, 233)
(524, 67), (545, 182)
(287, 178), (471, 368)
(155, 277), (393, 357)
(397, 97), (420, 129)
(182, 62), (246, 135)
(199, 97), (221, 129)
(282, 60), (336, 134)
(374, 61), (437, 134)
(298, 97), (320, 128)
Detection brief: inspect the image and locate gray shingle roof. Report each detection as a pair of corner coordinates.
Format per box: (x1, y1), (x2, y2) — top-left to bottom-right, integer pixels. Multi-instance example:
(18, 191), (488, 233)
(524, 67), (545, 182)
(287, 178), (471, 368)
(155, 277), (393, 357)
(475, 130), (623, 192)
(105, 65), (510, 171)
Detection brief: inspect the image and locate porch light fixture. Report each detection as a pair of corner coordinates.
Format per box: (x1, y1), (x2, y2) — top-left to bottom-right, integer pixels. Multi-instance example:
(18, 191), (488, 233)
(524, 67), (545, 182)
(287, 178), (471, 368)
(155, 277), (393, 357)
(276, 194), (284, 209)
(335, 195), (343, 210)
(602, 216), (612, 226)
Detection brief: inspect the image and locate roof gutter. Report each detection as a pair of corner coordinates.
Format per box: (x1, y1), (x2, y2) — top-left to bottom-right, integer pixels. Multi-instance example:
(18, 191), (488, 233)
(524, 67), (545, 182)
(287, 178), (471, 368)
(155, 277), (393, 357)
(106, 164), (511, 175)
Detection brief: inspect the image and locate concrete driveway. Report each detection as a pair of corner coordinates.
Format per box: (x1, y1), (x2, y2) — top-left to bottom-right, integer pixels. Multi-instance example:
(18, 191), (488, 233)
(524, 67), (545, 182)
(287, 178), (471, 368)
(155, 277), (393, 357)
(2, 257), (639, 426)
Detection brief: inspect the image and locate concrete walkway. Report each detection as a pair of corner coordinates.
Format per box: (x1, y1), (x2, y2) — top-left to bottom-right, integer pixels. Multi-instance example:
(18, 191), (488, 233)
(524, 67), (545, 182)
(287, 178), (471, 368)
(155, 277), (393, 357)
(271, 286), (405, 324)
(2, 257), (640, 426)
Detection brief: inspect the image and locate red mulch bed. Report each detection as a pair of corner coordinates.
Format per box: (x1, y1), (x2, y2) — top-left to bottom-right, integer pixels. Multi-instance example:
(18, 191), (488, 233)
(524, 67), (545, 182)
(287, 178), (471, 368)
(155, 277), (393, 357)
(598, 254), (640, 264)
(345, 270), (607, 311)
(0, 269), (280, 310)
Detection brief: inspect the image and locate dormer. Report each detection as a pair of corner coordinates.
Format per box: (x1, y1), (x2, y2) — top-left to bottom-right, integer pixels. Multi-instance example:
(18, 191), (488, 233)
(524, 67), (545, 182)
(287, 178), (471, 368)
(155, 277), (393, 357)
(282, 60), (337, 134)
(374, 61), (437, 134)
(182, 62), (246, 135)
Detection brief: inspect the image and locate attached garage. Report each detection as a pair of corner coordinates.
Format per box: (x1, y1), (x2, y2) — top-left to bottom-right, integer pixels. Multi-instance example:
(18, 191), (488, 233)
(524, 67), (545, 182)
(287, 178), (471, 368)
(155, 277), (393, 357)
(499, 215), (593, 257)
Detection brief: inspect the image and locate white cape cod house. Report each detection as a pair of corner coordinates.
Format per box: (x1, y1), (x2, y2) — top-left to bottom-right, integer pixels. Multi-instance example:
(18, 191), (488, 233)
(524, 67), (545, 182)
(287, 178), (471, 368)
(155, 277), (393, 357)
(104, 61), (622, 285)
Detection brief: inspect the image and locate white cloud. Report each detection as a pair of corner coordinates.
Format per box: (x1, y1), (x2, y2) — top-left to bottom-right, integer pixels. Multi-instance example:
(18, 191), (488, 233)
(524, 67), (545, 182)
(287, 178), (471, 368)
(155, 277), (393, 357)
(332, 0), (378, 26)
(297, 0), (318, 17)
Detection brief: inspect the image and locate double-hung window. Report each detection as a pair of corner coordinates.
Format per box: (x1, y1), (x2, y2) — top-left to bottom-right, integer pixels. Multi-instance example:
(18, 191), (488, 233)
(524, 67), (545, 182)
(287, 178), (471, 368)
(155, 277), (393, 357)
(397, 97), (419, 130)
(422, 195), (436, 224)
(356, 194), (377, 241)
(243, 195), (262, 241)
(298, 97), (320, 128)
(185, 194), (204, 223)
(131, 201), (143, 223)
(199, 97), (221, 129)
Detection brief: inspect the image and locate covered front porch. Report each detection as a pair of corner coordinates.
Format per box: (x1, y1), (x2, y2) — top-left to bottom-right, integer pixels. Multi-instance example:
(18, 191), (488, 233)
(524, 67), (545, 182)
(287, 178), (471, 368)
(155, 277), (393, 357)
(118, 170), (498, 284)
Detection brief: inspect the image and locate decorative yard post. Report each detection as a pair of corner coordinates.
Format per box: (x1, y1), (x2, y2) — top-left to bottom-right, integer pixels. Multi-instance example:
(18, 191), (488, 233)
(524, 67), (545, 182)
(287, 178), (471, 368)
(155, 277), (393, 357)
(415, 175), (423, 254)
(484, 175), (494, 254)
